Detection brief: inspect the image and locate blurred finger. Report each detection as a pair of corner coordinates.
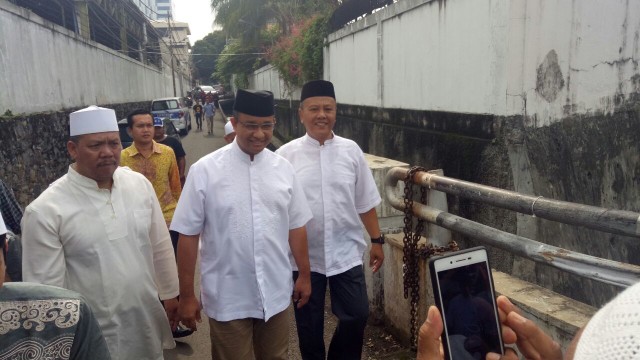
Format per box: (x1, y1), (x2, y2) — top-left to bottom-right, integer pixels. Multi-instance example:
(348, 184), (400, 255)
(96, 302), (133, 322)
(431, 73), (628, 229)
(417, 306), (445, 360)
(507, 311), (562, 360)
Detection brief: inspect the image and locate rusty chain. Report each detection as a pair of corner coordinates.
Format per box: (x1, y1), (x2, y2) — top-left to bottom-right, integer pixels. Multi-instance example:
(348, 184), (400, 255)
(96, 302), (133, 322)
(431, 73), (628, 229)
(402, 166), (459, 349)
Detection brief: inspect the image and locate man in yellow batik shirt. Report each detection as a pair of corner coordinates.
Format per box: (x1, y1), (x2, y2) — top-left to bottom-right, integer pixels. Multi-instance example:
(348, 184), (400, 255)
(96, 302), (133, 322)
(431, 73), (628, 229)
(120, 109), (191, 339)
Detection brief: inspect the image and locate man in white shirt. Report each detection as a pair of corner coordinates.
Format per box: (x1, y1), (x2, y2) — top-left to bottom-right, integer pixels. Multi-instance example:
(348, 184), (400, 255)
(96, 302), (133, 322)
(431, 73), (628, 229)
(276, 80), (385, 359)
(171, 89), (313, 360)
(21, 105), (180, 360)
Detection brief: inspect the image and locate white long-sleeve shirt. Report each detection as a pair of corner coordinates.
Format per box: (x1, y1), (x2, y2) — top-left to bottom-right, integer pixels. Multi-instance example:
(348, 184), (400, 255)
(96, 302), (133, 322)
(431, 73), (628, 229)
(22, 166), (179, 360)
(277, 134), (381, 276)
(171, 141), (312, 322)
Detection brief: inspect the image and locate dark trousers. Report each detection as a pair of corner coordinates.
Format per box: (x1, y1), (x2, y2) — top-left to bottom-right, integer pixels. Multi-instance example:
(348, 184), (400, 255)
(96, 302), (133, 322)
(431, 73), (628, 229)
(195, 113), (202, 129)
(169, 230), (179, 257)
(293, 266), (369, 360)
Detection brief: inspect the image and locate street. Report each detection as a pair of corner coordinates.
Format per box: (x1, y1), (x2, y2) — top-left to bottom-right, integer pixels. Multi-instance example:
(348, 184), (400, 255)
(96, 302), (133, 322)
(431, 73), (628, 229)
(162, 115), (412, 359)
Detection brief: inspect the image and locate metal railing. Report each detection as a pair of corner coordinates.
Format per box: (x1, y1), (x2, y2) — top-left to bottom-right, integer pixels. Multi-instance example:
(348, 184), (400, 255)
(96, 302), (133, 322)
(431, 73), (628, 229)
(385, 167), (640, 288)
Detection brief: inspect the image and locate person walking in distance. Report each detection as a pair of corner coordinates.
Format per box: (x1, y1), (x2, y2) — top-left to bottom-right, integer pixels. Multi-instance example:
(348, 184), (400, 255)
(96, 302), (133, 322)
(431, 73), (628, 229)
(203, 97), (215, 136)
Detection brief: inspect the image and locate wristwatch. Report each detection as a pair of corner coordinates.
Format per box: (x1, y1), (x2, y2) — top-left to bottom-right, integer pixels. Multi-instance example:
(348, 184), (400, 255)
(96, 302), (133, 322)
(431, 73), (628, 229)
(371, 234), (385, 245)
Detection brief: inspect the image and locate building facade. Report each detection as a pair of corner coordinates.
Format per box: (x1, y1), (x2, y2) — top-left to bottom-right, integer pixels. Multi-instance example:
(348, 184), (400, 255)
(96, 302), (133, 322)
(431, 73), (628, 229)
(131, 0), (157, 19)
(155, 0), (172, 20)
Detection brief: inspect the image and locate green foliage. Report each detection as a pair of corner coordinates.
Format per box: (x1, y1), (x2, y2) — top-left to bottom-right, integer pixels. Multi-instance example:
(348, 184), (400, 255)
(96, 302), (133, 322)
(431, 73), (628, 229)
(192, 31), (227, 84)
(208, 0), (338, 89)
(268, 15), (330, 87)
(214, 39), (265, 89)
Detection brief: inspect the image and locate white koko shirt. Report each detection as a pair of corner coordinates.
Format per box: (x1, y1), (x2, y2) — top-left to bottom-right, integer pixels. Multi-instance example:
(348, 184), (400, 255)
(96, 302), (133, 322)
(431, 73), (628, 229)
(170, 141), (312, 322)
(277, 134), (381, 276)
(22, 166), (179, 360)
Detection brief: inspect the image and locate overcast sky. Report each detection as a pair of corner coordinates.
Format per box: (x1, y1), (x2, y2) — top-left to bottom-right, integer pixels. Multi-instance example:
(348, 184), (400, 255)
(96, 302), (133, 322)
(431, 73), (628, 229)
(173, 0), (218, 45)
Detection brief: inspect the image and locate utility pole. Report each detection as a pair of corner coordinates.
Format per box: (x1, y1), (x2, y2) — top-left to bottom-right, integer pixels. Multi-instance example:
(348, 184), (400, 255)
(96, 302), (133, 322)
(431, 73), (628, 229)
(171, 53), (177, 96)
(168, 13), (177, 97)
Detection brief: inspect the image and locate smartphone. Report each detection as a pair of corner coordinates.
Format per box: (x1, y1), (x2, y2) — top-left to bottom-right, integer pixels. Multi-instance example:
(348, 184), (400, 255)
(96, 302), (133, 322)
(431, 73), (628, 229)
(429, 246), (504, 360)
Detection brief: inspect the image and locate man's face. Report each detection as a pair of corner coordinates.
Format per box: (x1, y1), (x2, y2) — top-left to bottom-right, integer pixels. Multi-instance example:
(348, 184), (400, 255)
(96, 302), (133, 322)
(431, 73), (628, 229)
(129, 114), (155, 146)
(231, 113), (274, 156)
(154, 125), (165, 141)
(299, 96), (337, 144)
(67, 132), (121, 185)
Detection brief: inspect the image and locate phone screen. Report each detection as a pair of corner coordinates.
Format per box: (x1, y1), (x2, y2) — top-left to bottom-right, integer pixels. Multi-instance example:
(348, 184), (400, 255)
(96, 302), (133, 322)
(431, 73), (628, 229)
(434, 253), (502, 360)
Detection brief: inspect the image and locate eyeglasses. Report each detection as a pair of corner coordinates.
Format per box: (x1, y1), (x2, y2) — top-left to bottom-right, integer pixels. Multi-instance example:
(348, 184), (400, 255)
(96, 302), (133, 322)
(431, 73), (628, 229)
(237, 120), (276, 131)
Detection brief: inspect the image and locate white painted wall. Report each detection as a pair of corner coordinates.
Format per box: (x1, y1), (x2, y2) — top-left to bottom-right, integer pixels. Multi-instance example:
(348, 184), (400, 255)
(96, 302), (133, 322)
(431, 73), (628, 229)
(250, 64), (301, 101)
(322, 0), (640, 126)
(0, 0), (190, 115)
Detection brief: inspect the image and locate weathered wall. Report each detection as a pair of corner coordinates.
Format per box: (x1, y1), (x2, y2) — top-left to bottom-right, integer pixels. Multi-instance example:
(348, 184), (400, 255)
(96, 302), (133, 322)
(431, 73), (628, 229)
(0, 102), (148, 207)
(325, 0), (640, 126)
(0, 0), (190, 115)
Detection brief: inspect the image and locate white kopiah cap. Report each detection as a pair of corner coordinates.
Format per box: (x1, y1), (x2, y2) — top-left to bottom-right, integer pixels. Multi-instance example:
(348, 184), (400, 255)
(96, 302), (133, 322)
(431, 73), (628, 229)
(573, 281), (640, 359)
(224, 121), (235, 136)
(69, 105), (118, 136)
(0, 212), (7, 236)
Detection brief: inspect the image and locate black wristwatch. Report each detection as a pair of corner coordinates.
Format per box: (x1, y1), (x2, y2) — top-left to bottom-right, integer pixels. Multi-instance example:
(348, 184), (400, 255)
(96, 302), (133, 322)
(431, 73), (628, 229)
(371, 234), (385, 245)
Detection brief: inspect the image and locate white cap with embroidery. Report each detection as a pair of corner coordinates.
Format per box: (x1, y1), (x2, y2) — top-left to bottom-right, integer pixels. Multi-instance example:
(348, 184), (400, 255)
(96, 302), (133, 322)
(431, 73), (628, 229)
(69, 105), (118, 136)
(573, 281), (640, 359)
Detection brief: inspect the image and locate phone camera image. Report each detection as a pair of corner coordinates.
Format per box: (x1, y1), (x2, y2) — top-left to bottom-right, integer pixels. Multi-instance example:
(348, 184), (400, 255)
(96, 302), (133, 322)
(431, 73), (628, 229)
(438, 262), (501, 359)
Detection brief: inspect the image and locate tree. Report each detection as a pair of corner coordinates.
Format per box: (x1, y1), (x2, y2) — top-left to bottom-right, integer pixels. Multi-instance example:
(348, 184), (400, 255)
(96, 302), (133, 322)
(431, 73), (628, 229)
(209, 0), (339, 87)
(213, 39), (266, 90)
(191, 31), (227, 84)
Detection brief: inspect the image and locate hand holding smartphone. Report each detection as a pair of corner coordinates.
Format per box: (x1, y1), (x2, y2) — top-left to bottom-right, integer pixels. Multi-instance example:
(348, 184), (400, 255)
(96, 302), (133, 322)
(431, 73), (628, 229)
(429, 246), (504, 360)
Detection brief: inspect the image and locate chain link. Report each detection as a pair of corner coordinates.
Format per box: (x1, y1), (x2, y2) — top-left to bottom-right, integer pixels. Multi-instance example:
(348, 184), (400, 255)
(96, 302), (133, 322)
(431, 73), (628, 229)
(402, 166), (459, 349)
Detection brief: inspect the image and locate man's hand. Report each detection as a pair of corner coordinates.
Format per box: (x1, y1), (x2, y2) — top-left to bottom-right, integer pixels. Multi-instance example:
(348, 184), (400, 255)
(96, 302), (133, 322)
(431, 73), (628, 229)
(369, 244), (384, 273)
(178, 295), (202, 331)
(292, 273), (311, 309)
(163, 297), (180, 332)
(487, 296), (563, 360)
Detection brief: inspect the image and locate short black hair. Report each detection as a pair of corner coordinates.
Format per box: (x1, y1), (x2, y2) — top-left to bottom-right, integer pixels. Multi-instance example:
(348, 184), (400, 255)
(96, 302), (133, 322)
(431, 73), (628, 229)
(126, 109), (153, 128)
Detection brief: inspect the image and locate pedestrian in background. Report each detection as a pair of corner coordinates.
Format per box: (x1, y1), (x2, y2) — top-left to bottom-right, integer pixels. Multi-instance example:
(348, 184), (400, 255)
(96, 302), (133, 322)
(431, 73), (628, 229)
(203, 97), (215, 135)
(21, 105), (180, 359)
(277, 80), (385, 359)
(153, 117), (187, 187)
(172, 89), (313, 360)
(193, 102), (203, 132)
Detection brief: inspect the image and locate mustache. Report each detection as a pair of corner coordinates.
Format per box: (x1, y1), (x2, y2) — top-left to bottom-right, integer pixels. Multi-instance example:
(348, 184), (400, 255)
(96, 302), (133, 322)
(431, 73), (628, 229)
(97, 161), (117, 167)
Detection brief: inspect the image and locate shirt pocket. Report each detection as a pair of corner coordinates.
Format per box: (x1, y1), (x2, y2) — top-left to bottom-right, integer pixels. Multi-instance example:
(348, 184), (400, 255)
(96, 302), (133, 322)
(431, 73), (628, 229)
(133, 209), (153, 248)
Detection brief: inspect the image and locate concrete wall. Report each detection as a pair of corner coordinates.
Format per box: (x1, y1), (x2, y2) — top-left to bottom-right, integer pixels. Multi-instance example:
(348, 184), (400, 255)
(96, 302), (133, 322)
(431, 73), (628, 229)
(326, 0), (640, 126)
(0, 0), (190, 115)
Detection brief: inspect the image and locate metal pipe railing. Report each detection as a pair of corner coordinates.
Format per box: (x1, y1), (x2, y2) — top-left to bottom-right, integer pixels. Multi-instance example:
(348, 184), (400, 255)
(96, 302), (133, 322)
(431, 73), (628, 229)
(385, 167), (640, 287)
(405, 168), (640, 238)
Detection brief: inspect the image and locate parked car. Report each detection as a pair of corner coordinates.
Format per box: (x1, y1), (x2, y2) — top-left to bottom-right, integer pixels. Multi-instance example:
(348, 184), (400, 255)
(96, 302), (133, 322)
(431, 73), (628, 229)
(150, 97), (191, 135)
(118, 117), (181, 148)
(199, 85), (215, 94)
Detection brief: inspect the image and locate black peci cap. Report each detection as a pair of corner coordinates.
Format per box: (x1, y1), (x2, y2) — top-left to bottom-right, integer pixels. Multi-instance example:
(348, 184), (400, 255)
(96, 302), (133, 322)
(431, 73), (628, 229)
(300, 80), (335, 102)
(233, 89), (275, 117)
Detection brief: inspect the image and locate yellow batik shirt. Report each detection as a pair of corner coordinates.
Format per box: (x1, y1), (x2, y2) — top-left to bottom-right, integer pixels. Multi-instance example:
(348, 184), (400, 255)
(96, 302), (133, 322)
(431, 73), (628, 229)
(120, 141), (182, 225)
